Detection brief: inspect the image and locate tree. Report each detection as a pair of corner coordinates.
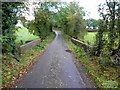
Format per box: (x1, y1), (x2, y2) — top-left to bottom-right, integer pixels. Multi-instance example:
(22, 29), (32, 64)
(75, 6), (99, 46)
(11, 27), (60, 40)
(49, 2), (68, 28)
(62, 2), (86, 39)
(93, 0), (120, 56)
(86, 18), (99, 29)
(28, 2), (59, 40)
(52, 2), (86, 38)
(66, 13), (86, 38)
(2, 2), (23, 61)
(28, 9), (52, 40)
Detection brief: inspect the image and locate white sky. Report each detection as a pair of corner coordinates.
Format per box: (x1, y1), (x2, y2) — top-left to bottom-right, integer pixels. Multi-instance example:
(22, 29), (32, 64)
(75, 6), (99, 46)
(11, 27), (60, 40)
(62, 0), (106, 20)
(77, 0), (106, 19)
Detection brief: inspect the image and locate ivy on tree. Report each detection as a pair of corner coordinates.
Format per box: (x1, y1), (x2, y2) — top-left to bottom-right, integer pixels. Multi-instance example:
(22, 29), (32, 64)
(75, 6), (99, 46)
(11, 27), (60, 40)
(93, 0), (120, 57)
(2, 2), (22, 61)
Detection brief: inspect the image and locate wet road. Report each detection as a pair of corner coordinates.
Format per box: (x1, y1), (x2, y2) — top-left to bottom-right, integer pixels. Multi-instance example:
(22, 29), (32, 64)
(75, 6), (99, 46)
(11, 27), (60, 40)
(14, 31), (91, 88)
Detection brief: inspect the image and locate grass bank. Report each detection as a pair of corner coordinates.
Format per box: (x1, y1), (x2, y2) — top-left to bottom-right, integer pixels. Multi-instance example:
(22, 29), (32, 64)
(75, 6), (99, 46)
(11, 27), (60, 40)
(15, 26), (39, 44)
(78, 32), (97, 45)
(2, 32), (55, 88)
(62, 32), (119, 88)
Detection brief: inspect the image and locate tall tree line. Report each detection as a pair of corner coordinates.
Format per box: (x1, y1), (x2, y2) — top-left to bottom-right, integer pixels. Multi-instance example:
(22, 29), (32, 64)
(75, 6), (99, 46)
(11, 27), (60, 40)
(53, 2), (86, 39)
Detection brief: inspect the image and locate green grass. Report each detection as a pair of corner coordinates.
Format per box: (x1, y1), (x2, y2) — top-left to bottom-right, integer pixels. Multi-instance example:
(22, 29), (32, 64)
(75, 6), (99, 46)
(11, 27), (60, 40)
(62, 32), (118, 88)
(77, 32), (97, 45)
(2, 32), (55, 88)
(84, 32), (97, 43)
(15, 26), (39, 43)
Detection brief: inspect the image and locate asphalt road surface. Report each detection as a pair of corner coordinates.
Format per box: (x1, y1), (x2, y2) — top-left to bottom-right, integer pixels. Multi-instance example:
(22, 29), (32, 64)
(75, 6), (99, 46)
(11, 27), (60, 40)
(14, 31), (95, 88)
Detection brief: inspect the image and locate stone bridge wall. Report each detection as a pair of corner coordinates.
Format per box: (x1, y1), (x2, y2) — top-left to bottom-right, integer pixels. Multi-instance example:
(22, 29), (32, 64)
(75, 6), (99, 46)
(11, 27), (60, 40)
(71, 38), (95, 52)
(19, 39), (41, 54)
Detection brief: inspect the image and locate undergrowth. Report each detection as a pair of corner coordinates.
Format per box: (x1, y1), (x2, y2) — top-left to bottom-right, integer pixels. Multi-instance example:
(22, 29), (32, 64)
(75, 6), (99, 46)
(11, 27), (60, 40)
(2, 32), (55, 88)
(62, 32), (119, 88)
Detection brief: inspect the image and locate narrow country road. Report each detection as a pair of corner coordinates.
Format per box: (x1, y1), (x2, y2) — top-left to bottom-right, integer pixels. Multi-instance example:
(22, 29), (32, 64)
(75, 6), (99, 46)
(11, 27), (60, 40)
(14, 31), (94, 88)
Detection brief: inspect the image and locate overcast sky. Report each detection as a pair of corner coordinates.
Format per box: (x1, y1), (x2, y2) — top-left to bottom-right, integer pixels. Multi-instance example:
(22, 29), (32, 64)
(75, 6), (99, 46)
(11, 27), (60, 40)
(62, 0), (106, 20)
(78, 0), (106, 19)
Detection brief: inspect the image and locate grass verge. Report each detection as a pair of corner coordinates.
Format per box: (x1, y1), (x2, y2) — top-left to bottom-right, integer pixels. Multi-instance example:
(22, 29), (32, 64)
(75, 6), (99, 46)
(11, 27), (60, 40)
(15, 26), (39, 44)
(62, 32), (119, 88)
(2, 32), (55, 88)
(78, 32), (97, 45)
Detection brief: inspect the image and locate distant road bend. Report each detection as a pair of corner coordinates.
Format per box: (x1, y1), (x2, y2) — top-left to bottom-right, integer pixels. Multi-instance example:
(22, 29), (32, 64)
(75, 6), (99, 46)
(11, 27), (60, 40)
(14, 31), (95, 88)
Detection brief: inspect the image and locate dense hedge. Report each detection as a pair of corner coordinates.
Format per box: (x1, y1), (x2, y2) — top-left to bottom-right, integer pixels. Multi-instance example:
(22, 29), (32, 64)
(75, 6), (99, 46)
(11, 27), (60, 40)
(2, 2), (22, 58)
(94, 1), (120, 57)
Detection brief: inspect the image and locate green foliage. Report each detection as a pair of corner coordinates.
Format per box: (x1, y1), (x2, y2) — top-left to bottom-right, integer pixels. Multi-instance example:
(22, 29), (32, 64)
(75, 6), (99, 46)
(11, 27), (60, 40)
(69, 41), (118, 88)
(27, 2), (64, 40)
(100, 59), (119, 66)
(66, 13), (86, 38)
(29, 10), (50, 39)
(85, 18), (99, 29)
(94, 0), (120, 57)
(51, 2), (86, 39)
(28, 4), (53, 40)
(15, 26), (39, 44)
(103, 80), (118, 88)
(2, 2), (23, 56)
(82, 32), (97, 44)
